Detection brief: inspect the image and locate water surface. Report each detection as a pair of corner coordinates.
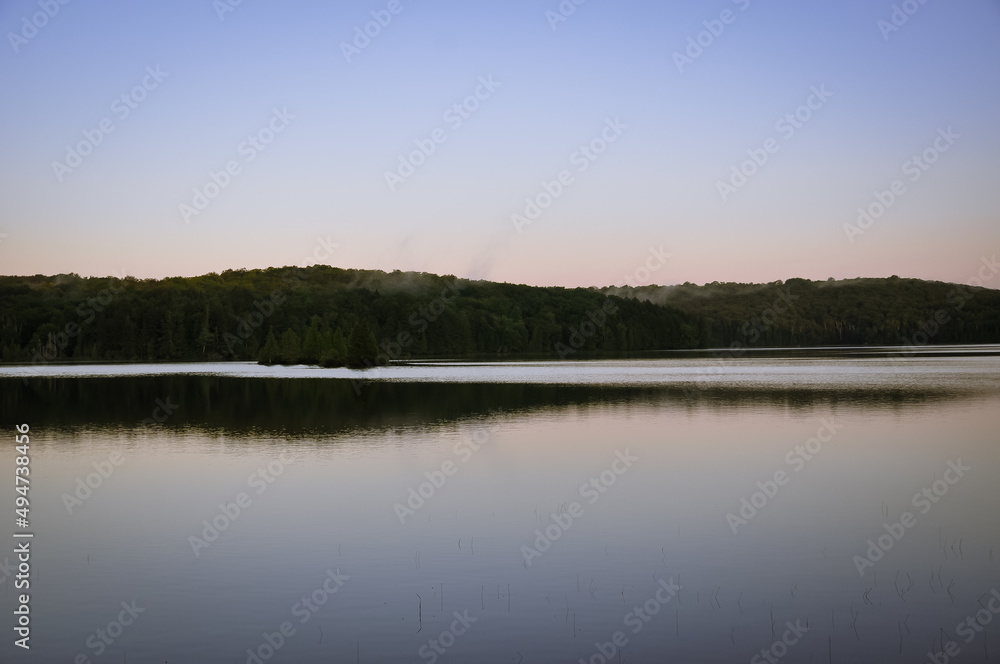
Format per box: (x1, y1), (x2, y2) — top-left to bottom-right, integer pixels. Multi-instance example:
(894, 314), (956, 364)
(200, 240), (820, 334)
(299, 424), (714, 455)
(1, 353), (998, 663)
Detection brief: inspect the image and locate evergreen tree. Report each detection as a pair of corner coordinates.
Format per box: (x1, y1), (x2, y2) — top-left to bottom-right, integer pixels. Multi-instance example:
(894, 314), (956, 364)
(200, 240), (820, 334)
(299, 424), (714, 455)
(280, 328), (302, 364)
(346, 319), (379, 368)
(320, 327), (348, 367)
(302, 316), (322, 363)
(259, 329), (280, 365)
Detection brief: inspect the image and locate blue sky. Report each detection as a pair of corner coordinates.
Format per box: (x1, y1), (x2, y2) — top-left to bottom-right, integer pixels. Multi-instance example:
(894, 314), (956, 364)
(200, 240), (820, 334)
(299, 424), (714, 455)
(1, 0), (998, 287)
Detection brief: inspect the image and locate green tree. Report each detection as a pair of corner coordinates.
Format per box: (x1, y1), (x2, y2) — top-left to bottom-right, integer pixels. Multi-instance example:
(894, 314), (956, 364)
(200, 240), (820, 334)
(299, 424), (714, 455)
(280, 328), (302, 364)
(197, 307), (214, 357)
(346, 319), (379, 368)
(320, 327), (348, 367)
(246, 334), (261, 360)
(302, 316), (322, 364)
(258, 329), (280, 365)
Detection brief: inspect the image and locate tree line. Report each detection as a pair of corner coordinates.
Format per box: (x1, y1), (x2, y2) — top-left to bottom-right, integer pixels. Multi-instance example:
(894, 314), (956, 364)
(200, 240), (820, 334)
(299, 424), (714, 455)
(0, 266), (697, 367)
(606, 275), (1000, 348)
(1, 267), (997, 368)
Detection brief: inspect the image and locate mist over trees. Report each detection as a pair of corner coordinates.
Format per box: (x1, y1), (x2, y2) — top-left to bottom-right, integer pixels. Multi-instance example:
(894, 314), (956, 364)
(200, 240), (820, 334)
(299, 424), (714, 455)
(1, 267), (998, 368)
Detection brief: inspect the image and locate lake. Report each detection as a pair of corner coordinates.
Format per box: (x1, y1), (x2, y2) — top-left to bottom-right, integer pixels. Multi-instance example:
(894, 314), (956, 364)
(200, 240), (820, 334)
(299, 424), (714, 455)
(1, 349), (999, 663)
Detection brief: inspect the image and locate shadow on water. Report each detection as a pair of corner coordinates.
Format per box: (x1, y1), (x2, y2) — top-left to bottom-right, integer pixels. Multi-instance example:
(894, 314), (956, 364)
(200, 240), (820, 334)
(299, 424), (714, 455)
(1, 374), (981, 435)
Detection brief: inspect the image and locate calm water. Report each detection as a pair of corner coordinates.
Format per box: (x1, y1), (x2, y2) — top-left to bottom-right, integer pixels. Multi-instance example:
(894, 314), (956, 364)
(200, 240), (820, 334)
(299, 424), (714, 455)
(1, 352), (999, 663)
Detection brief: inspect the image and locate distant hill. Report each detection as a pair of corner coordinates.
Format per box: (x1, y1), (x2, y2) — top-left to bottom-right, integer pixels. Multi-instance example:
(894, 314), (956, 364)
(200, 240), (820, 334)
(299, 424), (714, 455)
(604, 276), (1000, 349)
(1, 268), (997, 368)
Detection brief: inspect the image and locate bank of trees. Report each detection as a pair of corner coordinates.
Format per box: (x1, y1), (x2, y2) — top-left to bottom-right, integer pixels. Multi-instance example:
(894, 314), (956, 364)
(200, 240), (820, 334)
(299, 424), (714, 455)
(0, 266), (698, 366)
(1, 267), (997, 367)
(607, 276), (1000, 348)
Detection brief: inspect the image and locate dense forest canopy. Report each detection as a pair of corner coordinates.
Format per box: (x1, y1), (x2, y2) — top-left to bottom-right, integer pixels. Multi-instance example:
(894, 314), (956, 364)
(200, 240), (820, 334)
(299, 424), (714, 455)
(604, 275), (1000, 349)
(1, 267), (998, 368)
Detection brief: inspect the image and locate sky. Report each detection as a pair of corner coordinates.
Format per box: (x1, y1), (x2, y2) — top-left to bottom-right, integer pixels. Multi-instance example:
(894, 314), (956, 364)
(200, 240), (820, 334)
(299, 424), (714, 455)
(1, 0), (998, 288)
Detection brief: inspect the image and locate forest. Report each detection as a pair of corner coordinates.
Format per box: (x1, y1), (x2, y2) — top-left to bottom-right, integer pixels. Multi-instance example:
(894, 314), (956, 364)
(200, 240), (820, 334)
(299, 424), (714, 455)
(1, 266), (998, 368)
(606, 274), (1000, 348)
